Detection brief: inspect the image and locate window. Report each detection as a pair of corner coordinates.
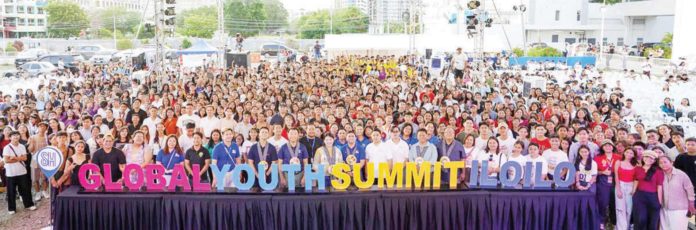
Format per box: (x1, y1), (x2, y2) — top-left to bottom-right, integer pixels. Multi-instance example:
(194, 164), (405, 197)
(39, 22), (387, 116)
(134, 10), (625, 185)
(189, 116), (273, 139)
(18, 18), (25, 26)
(565, 38), (576, 44)
(632, 18), (645, 25)
(28, 19), (35, 26)
(27, 6), (33, 14)
(37, 19), (44, 26)
(551, 35), (559, 43)
(617, 38), (624, 46)
(37, 7), (44, 14)
(555, 10), (560, 21)
(588, 38), (597, 45)
(5, 6), (13, 13)
(17, 6), (24, 13)
(637, 37), (644, 45)
(577, 11), (581, 21)
(602, 37), (608, 45)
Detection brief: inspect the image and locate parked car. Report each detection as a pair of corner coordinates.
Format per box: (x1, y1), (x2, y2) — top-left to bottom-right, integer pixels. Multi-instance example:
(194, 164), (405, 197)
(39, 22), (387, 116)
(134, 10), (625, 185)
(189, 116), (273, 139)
(259, 43), (296, 58)
(2, 69), (18, 78)
(14, 48), (49, 68)
(89, 50), (117, 65)
(529, 42), (548, 48)
(74, 45), (112, 59)
(18, 61), (57, 77)
(37, 54), (84, 73)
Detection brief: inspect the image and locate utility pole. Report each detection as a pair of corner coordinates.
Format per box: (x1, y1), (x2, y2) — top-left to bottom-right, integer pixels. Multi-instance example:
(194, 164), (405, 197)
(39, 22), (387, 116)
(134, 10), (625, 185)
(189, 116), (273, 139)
(113, 10), (117, 49)
(599, 0), (607, 69)
(154, 0), (163, 83)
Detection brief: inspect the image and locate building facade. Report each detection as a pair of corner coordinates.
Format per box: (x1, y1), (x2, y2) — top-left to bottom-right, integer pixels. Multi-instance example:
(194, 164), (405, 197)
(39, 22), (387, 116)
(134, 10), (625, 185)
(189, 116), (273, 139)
(1, 0), (48, 38)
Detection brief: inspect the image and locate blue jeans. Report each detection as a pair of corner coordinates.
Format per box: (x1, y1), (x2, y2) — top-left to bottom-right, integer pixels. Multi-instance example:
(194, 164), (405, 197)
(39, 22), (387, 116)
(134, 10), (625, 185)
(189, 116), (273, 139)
(632, 190), (660, 230)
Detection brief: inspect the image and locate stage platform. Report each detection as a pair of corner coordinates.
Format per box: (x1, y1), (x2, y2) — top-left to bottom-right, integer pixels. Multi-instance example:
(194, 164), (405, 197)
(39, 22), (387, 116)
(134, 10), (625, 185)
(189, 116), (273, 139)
(55, 187), (598, 230)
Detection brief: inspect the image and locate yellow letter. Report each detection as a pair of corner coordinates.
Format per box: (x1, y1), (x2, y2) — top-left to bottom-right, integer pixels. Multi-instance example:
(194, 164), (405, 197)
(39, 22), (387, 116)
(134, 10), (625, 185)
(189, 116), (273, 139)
(443, 161), (465, 189)
(354, 162), (374, 189)
(432, 162), (442, 189)
(330, 163), (351, 190)
(405, 162), (431, 189)
(378, 162), (403, 189)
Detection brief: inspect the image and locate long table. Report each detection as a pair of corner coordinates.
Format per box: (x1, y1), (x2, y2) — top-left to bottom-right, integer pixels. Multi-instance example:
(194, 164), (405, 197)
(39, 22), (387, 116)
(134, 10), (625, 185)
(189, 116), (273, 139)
(55, 187), (598, 230)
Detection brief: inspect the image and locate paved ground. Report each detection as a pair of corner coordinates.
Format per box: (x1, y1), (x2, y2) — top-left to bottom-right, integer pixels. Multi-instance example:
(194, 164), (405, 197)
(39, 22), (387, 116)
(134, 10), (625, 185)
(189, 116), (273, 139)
(0, 192), (52, 230)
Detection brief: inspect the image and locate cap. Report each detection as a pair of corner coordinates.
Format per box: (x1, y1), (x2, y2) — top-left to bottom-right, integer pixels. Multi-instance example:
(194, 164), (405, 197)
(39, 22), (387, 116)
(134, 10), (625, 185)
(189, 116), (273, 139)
(642, 150), (657, 159)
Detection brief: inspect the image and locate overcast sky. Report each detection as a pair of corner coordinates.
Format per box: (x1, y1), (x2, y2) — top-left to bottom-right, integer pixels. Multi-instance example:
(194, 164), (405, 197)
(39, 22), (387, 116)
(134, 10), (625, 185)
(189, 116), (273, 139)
(281, 0), (331, 11)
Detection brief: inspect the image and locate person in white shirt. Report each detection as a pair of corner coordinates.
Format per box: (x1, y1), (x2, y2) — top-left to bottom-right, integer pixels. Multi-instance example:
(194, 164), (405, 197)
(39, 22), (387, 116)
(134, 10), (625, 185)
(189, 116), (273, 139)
(2, 131), (37, 214)
(525, 143), (548, 186)
(177, 104), (201, 134)
(178, 123), (196, 152)
(507, 141), (527, 182)
(235, 112), (253, 140)
(199, 106), (221, 138)
(219, 108), (237, 132)
(365, 130), (393, 182)
(452, 47), (468, 81)
(475, 124), (492, 151)
(542, 135), (569, 179)
(497, 123), (515, 156)
(384, 126), (409, 163)
(476, 137), (508, 178)
(142, 107), (162, 140)
(267, 124), (288, 150)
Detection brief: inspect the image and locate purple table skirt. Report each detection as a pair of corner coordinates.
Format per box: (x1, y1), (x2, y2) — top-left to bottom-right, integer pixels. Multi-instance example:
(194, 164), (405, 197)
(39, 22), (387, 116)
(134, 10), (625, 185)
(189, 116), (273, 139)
(55, 187), (598, 230)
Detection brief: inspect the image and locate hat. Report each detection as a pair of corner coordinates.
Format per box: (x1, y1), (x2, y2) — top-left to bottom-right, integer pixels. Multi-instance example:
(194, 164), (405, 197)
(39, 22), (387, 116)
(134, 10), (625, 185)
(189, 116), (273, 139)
(600, 140), (614, 146)
(642, 150), (657, 159)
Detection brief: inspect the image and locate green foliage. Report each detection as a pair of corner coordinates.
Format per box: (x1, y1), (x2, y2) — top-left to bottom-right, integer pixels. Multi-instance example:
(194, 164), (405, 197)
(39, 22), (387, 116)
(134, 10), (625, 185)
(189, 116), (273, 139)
(45, 2), (90, 38)
(116, 39), (133, 50)
(295, 7), (368, 39)
(224, 0), (287, 37)
(177, 6), (218, 38)
(526, 47), (563, 57)
(97, 7), (141, 36)
(97, 28), (125, 39)
(642, 33), (673, 59)
(141, 39), (150, 45)
(662, 33), (672, 44)
(181, 38), (192, 49)
(4, 42), (16, 52)
(512, 47), (524, 57)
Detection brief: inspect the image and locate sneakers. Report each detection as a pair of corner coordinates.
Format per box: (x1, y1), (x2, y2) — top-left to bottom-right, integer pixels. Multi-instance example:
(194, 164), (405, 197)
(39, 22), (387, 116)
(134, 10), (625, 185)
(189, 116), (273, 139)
(8, 211), (15, 215)
(34, 193), (42, 202)
(42, 191), (50, 199)
(28, 206), (37, 211)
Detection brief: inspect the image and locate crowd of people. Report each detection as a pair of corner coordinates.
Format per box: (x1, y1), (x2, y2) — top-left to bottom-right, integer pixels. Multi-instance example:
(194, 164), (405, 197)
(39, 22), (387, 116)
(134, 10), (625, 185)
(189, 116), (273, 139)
(0, 46), (694, 229)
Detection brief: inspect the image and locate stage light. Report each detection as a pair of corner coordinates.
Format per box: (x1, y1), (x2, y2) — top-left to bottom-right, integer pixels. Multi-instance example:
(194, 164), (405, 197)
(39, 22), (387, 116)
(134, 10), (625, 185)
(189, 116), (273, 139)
(467, 0), (480, 9)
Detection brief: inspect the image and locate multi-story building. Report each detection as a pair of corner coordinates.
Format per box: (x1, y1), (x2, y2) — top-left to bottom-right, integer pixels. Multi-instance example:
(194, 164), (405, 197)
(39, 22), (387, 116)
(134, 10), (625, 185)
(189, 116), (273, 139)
(335, 0), (369, 14)
(1, 0), (48, 38)
(57, 0), (144, 12)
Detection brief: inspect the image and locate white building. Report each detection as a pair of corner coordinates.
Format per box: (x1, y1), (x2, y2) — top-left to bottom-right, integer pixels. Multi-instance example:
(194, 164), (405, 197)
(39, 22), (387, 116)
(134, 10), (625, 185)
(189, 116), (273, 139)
(525, 0), (675, 50)
(58, 0), (145, 12)
(335, 0), (369, 14)
(1, 0), (48, 38)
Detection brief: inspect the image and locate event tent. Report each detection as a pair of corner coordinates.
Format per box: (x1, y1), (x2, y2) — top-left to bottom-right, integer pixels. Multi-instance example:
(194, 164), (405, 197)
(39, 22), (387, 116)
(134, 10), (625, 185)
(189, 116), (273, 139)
(176, 40), (221, 67)
(176, 40), (220, 55)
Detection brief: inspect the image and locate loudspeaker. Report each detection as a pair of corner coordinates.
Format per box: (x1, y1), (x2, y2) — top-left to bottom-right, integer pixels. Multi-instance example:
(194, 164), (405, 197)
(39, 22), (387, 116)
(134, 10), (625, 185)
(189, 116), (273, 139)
(426, 49), (432, 59)
(226, 51), (250, 68)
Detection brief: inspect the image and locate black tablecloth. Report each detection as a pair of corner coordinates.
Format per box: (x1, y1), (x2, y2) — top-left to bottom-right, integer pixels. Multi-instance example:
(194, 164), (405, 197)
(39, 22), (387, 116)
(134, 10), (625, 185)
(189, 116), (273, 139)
(55, 188), (598, 230)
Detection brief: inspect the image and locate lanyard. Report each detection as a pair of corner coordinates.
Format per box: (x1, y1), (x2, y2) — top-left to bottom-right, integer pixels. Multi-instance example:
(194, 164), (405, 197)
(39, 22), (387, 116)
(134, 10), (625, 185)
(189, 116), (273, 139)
(223, 144), (235, 162)
(324, 146), (335, 164)
(288, 144), (299, 158)
(310, 138), (316, 150)
(416, 145), (428, 158)
(441, 141), (455, 158)
(257, 143), (269, 162)
(166, 151), (176, 169)
(347, 145), (358, 156)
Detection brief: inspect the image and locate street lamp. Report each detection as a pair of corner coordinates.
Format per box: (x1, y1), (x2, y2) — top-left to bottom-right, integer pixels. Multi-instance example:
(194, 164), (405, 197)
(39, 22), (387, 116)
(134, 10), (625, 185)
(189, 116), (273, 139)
(599, 0), (607, 69)
(513, 4), (527, 55)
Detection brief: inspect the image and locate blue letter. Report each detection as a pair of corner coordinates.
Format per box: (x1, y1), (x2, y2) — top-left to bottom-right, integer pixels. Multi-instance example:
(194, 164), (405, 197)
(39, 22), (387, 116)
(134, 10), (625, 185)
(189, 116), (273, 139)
(554, 162), (576, 189)
(522, 162), (533, 188)
(258, 163), (279, 191)
(468, 160), (479, 188)
(305, 164), (326, 190)
(210, 164), (230, 191)
(232, 164), (255, 191)
(479, 161), (498, 188)
(533, 162), (552, 188)
(281, 164), (301, 191)
(499, 161), (522, 188)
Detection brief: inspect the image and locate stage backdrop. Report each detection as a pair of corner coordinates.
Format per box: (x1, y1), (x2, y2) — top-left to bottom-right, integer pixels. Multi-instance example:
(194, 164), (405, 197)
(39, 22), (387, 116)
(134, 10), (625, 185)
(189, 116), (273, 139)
(55, 187), (598, 230)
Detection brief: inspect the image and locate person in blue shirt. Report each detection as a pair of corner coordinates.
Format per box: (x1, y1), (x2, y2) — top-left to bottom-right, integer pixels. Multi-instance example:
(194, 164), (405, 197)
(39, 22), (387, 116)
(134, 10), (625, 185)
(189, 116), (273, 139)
(437, 127), (466, 187)
(247, 127), (279, 188)
(409, 130), (438, 165)
(354, 125), (371, 150)
(277, 128), (309, 189)
(425, 122), (441, 146)
(211, 129), (241, 188)
(342, 131), (366, 169)
(156, 135), (185, 186)
(334, 129), (348, 151)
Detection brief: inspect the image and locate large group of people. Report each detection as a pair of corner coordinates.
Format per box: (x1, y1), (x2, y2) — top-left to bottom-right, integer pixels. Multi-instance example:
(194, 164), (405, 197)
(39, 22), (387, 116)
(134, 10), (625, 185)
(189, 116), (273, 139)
(0, 46), (694, 229)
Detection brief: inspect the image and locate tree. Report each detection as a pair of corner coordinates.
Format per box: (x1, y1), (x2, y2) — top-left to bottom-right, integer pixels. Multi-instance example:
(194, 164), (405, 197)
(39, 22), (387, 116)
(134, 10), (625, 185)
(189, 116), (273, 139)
(116, 39), (133, 50)
(177, 6), (217, 38)
(223, 0), (289, 37)
(295, 7), (368, 39)
(97, 7), (141, 36)
(527, 47), (563, 57)
(181, 38), (192, 49)
(45, 2), (90, 38)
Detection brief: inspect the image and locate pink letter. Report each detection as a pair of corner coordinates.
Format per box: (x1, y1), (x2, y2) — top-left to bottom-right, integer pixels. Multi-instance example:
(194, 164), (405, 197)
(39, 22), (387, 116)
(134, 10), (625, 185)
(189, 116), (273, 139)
(191, 164), (211, 192)
(102, 164), (122, 191)
(79, 163), (101, 190)
(167, 164), (192, 191)
(145, 164), (166, 192)
(123, 164), (144, 190)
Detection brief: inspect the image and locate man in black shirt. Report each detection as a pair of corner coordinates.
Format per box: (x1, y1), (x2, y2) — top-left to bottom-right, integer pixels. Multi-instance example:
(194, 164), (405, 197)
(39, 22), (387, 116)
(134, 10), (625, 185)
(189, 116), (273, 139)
(91, 135), (126, 183)
(184, 132), (210, 182)
(674, 137), (696, 195)
(299, 124), (323, 163)
(125, 99), (148, 125)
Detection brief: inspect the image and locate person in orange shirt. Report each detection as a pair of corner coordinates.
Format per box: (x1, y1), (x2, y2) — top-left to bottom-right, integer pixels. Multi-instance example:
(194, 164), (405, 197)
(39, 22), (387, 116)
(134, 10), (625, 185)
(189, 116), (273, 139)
(162, 108), (179, 136)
